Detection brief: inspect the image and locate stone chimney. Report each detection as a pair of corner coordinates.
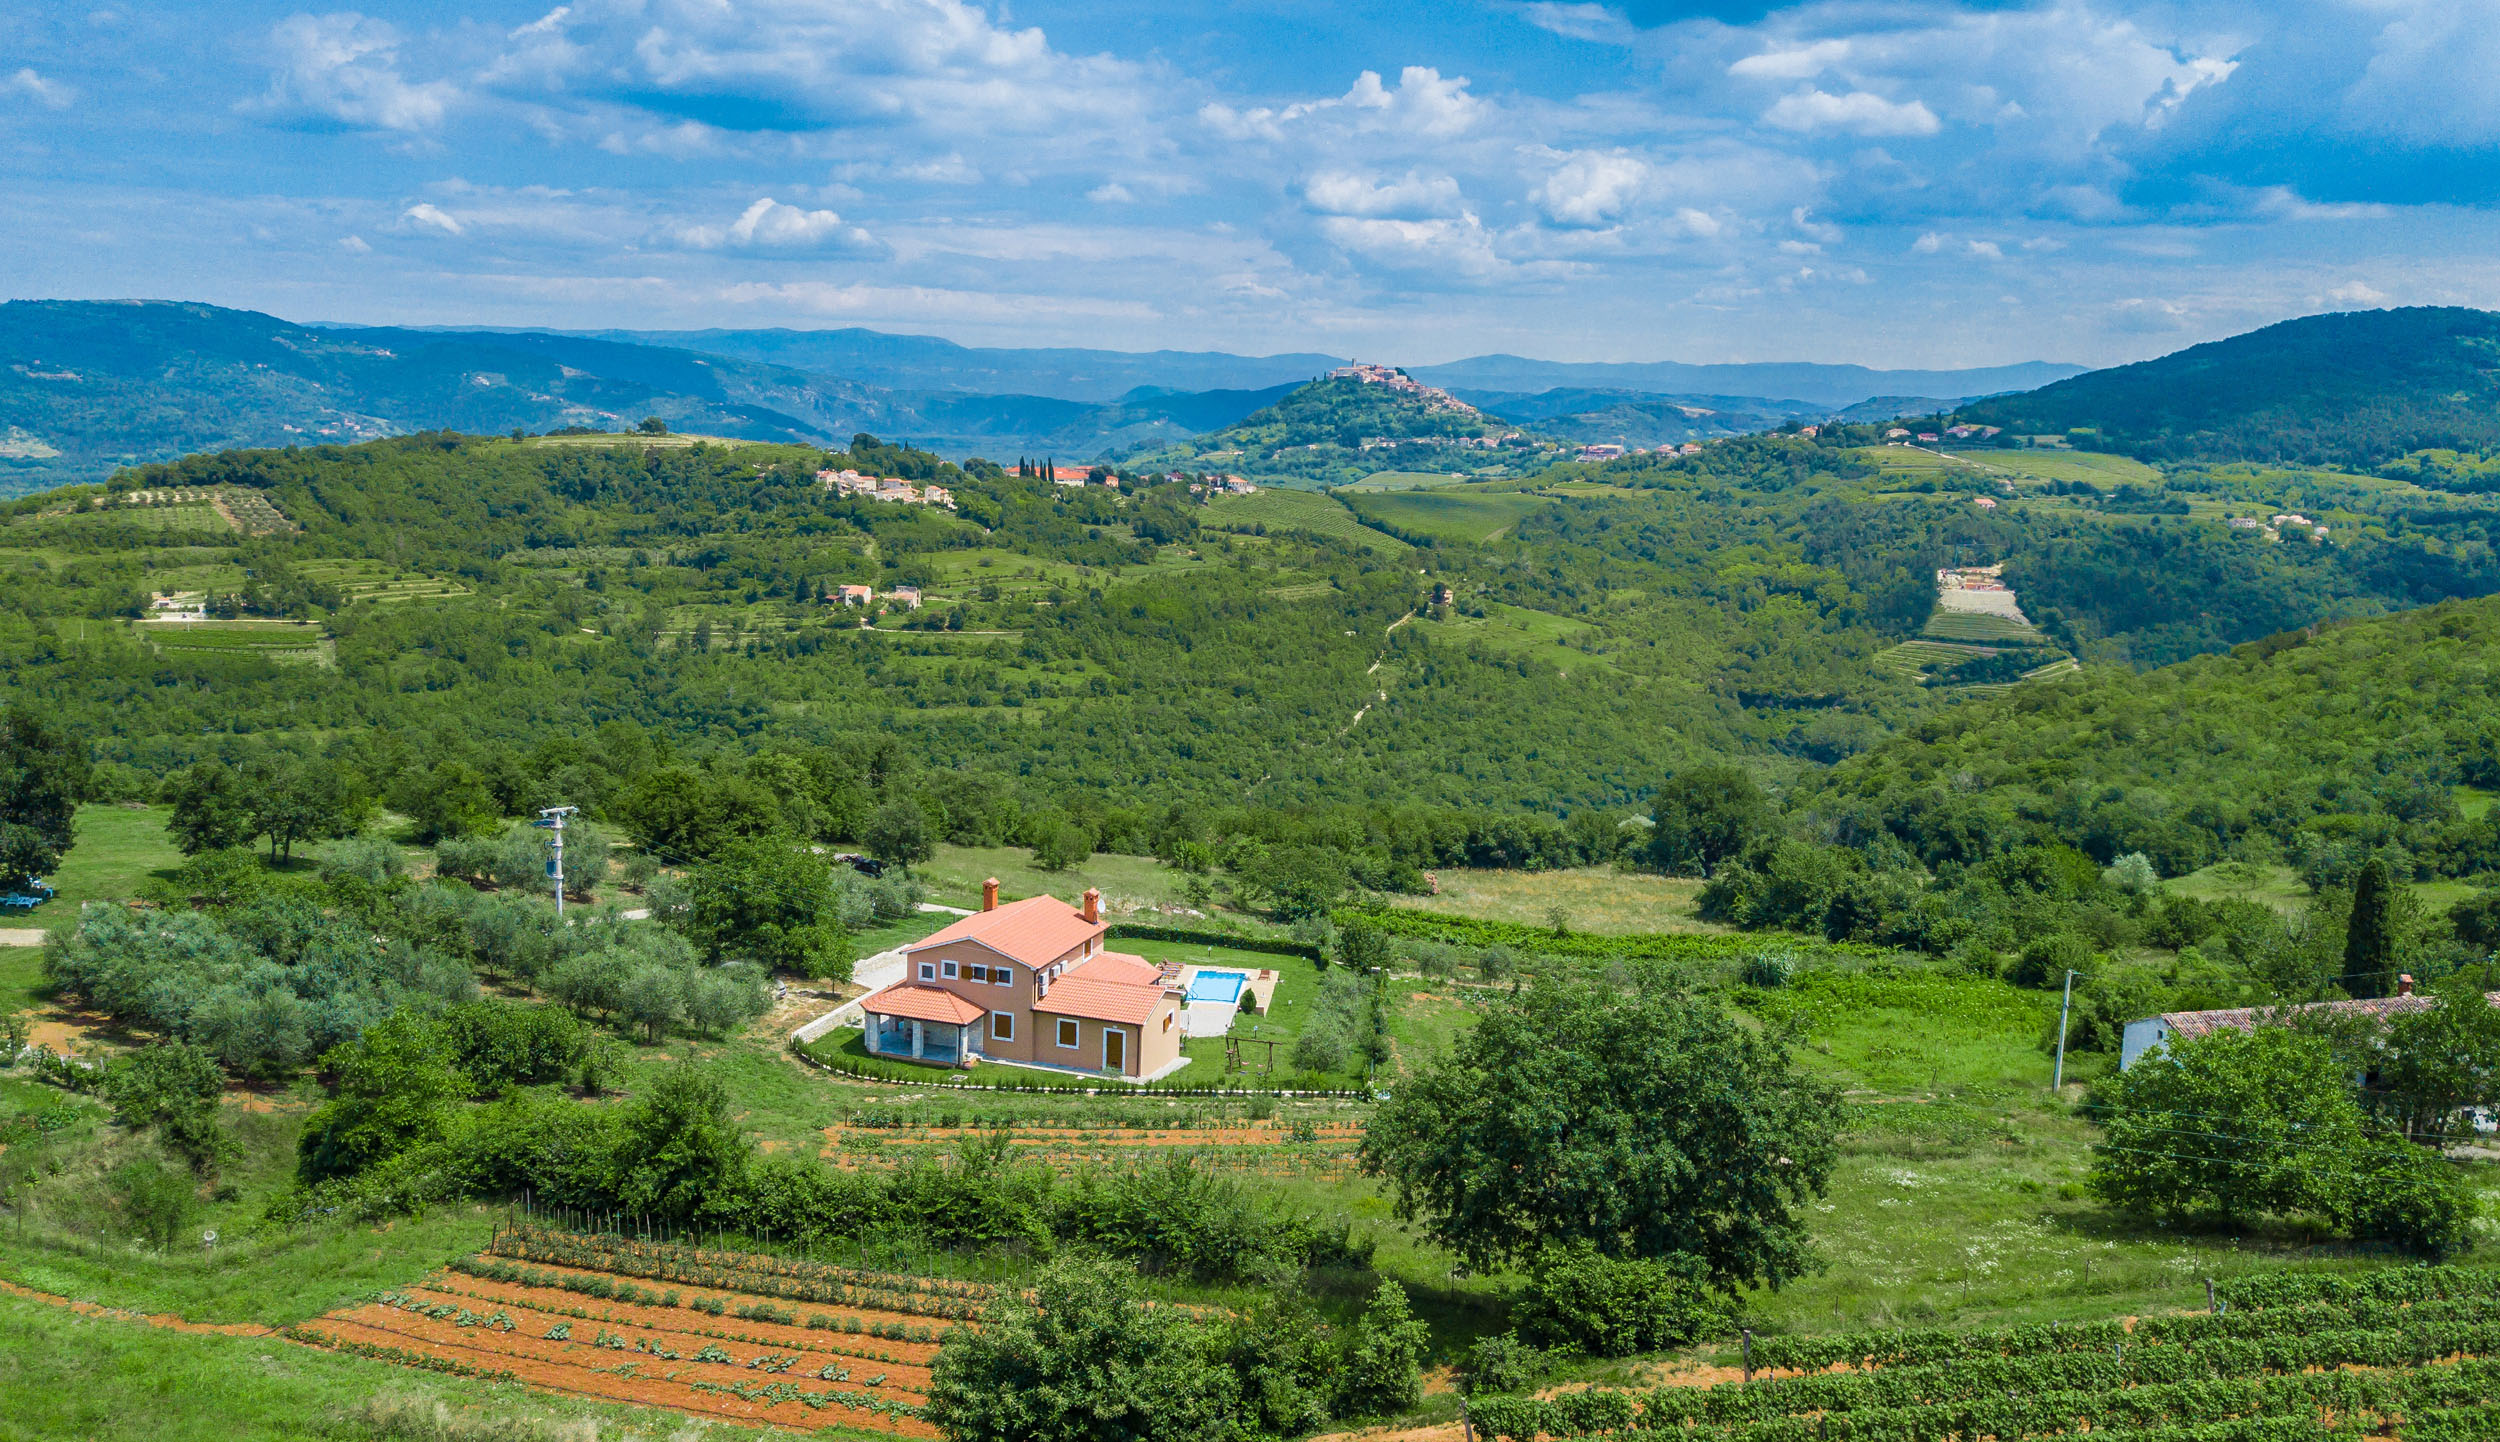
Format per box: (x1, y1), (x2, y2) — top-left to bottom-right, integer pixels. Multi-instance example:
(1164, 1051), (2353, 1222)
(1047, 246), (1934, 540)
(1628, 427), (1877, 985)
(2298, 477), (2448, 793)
(982, 877), (999, 912)
(1082, 887), (1100, 924)
(2399, 973), (2416, 996)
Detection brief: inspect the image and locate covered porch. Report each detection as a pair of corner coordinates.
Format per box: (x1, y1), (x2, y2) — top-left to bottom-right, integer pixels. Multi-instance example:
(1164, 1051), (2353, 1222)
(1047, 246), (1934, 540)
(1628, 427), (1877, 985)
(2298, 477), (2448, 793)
(856, 983), (989, 1069)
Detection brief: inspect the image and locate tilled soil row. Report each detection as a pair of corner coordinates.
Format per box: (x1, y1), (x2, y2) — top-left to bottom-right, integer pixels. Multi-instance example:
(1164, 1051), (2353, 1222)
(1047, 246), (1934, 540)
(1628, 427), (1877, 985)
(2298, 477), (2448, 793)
(469, 1254), (971, 1340)
(393, 1281), (939, 1388)
(302, 1311), (936, 1437)
(824, 1124), (1363, 1146)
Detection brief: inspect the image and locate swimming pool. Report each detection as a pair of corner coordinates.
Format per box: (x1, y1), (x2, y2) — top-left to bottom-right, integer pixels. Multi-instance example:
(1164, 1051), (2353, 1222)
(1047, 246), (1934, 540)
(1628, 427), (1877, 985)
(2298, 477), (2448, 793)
(1186, 969), (1247, 1004)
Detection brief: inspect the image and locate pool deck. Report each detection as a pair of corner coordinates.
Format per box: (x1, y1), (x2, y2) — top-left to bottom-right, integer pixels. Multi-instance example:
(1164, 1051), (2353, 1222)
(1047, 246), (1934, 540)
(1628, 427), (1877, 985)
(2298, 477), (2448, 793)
(1177, 964), (1279, 1040)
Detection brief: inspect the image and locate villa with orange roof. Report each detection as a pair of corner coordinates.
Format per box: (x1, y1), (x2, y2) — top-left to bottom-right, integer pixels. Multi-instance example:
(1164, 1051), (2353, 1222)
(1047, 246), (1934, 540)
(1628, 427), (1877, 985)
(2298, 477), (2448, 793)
(854, 881), (1187, 1080)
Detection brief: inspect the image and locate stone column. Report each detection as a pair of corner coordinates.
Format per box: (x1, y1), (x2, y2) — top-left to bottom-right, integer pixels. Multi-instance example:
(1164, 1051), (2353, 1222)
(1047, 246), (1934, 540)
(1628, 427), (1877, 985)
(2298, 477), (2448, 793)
(911, 1019), (924, 1059)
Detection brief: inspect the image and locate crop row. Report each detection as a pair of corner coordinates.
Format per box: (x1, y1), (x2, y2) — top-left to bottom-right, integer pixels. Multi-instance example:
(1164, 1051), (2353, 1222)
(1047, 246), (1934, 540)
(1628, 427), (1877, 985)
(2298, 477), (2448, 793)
(450, 1256), (966, 1340)
(416, 1277), (935, 1366)
(373, 1291), (921, 1390)
(682, 1377), (926, 1421)
(2214, 1264), (2500, 1312)
(1471, 1354), (2500, 1441)
(498, 1223), (993, 1300)
(489, 1228), (990, 1319)
(281, 1324), (520, 1383)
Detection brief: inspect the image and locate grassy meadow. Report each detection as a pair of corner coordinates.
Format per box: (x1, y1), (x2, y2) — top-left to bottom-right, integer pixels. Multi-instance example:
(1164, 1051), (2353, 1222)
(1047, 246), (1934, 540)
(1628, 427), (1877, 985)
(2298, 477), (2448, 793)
(1342, 485), (1552, 542)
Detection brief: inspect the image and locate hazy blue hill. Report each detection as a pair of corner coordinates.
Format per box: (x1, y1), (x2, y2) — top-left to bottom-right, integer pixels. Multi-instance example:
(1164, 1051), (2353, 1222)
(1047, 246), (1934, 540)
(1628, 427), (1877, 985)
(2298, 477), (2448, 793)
(576, 325), (1345, 403)
(0, 302), (1324, 493)
(1959, 307), (2500, 468)
(1411, 354), (2084, 409)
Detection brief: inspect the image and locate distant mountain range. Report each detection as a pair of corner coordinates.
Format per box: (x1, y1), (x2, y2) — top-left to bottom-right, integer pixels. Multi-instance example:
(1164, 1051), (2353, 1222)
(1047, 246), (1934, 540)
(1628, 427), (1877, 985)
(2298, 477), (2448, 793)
(1957, 307), (2500, 468)
(0, 297), (2080, 495)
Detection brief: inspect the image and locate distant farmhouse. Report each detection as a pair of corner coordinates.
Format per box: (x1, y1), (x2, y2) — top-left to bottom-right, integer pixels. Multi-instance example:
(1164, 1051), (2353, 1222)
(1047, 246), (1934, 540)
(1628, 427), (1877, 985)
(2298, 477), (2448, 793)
(818, 468), (956, 509)
(2121, 977), (2497, 1072)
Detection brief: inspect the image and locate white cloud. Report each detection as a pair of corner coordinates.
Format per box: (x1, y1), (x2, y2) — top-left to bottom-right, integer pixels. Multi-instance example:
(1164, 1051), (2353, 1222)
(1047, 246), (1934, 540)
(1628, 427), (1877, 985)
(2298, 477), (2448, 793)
(2329, 281), (2388, 305)
(3, 67), (76, 110)
(338, 234), (372, 253)
(677, 197), (877, 253)
(1763, 89), (1940, 138)
(1203, 66), (1481, 144)
(1317, 213), (1504, 278)
(1088, 182), (1136, 205)
(400, 202), (465, 236)
(1518, 3), (1639, 46)
(245, 12), (456, 133)
(1533, 151), (1651, 227)
(1304, 170), (1464, 219)
(1729, 40), (1853, 83)
(482, 0), (1151, 151)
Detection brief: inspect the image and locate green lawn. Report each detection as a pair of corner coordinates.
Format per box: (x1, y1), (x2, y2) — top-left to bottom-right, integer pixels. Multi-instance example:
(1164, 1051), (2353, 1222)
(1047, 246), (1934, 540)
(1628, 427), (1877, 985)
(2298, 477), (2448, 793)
(22, 803), (186, 922)
(1949, 449), (2161, 488)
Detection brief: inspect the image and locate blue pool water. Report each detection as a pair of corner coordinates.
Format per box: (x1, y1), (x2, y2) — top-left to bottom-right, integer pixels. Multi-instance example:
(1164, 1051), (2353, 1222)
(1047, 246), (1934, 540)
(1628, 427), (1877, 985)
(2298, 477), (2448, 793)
(1186, 970), (1247, 1004)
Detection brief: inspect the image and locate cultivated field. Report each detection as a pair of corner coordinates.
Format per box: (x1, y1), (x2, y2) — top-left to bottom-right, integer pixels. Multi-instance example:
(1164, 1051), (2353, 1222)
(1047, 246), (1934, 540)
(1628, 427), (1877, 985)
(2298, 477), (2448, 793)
(1388, 865), (1712, 935)
(1342, 470), (1469, 491)
(1343, 486), (1550, 542)
(822, 1116), (1367, 1179)
(1202, 487), (1397, 549)
(1948, 448), (2162, 488)
(1410, 600), (1616, 673)
(290, 1224), (959, 1435)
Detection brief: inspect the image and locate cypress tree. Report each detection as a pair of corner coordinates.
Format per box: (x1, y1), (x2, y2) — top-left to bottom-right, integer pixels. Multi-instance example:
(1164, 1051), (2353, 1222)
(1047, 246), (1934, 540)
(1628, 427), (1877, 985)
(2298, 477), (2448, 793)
(2344, 857), (2397, 999)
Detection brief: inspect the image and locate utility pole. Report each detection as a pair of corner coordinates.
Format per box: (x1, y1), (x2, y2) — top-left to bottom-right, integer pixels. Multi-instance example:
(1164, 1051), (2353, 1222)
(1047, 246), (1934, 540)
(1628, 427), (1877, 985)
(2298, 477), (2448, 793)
(534, 806), (578, 917)
(2053, 968), (2078, 1089)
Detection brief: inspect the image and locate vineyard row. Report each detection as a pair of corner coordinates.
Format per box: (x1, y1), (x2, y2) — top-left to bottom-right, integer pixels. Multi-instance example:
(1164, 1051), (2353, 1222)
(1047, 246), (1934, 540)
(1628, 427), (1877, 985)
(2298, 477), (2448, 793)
(452, 1256), (970, 1338)
(1473, 1356), (2500, 1441)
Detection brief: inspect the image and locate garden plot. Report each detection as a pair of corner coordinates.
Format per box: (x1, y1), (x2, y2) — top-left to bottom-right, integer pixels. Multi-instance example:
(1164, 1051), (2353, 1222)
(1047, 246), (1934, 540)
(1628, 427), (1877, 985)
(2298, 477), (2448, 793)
(286, 1224), (973, 1435)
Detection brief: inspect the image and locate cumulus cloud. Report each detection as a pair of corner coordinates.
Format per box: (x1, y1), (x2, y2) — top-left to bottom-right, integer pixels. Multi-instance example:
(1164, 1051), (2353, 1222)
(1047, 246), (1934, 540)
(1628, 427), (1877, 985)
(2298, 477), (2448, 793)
(3, 67), (76, 110)
(1532, 151), (1652, 227)
(2328, 281), (2389, 305)
(245, 12), (456, 133)
(678, 197), (878, 253)
(1317, 213), (1505, 277)
(1304, 170), (1465, 219)
(1203, 66), (1481, 143)
(1762, 89), (1940, 138)
(338, 234), (372, 253)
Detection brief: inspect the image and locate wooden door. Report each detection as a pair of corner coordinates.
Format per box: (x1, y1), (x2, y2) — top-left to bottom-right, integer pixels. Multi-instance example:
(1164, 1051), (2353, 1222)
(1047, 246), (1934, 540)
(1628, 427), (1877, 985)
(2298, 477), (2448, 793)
(1103, 1027), (1126, 1073)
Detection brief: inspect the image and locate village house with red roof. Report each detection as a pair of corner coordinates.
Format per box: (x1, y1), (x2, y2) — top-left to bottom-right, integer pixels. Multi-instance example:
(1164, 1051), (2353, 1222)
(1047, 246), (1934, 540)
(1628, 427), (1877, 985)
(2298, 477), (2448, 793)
(854, 883), (1188, 1080)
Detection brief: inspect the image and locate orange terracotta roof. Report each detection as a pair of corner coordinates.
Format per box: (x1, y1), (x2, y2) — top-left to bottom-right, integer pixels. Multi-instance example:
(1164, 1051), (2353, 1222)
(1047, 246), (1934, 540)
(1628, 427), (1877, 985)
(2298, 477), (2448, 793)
(2161, 991), (2497, 1041)
(909, 895), (1103, 969)
(858, 983), (988, 1027)
(1032, 977), (1167, 1026)
(1065, 952), (1159, 988)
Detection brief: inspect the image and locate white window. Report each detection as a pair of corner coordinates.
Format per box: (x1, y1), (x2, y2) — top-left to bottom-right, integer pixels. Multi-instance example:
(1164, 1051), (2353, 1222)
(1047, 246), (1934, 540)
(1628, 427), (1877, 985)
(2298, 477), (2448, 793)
(995, 968), (1012, 987)
(1056, 1018), (1079, 1048)
(942, 960), (957, 979)
(918, 962), (935, 982)
(991, 1012), (1014, 1042)
(969, 964), (988, 982)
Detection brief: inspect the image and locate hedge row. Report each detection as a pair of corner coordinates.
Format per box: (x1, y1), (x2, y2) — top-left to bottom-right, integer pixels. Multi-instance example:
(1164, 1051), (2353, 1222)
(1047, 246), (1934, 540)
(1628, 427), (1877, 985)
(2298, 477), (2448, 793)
(1104, 923), (1321, 960)
(788, 1036), (1370, 1098)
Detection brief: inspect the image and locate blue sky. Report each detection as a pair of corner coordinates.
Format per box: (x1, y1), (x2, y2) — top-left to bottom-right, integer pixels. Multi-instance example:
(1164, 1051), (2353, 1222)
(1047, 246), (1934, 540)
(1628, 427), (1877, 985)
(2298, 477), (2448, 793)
(2, 1), (2494, 368)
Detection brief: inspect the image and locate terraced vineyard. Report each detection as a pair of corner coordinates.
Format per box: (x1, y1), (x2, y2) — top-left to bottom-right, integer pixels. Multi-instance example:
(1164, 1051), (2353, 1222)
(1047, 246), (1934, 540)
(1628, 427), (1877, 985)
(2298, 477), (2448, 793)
(287, 1223), (977, 1434)
(290, 558), (473, 602)
(1468, 1265), (2500, 1442)
(134, 620), (327, 663)
(823, 1117), (1367, 1179)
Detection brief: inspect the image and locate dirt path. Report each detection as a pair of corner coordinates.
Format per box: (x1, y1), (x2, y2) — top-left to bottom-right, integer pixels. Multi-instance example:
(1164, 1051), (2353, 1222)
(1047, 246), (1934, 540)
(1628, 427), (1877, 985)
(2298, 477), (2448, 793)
(0, 928), (42, 946)
(0, 1275), (276, 1337)
(1338, 610), (1413, 733)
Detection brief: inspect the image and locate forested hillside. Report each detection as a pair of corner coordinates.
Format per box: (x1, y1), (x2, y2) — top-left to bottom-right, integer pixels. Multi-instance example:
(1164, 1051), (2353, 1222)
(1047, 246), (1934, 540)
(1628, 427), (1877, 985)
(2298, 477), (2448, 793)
(1960, 307), (2500, 468)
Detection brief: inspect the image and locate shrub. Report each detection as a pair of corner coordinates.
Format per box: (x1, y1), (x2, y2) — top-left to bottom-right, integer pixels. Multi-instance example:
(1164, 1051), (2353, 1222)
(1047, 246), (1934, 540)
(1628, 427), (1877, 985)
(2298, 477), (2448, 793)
(2343, 1138), (2479, 1259)
(1515, 1246), (1732, 1357)
(1458, 1332), (1551, 1396)
(1336, 1279), (1429, 1418)
(1740, 948), (1799, 988)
